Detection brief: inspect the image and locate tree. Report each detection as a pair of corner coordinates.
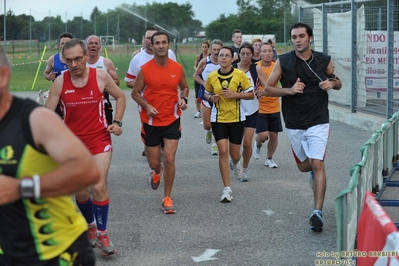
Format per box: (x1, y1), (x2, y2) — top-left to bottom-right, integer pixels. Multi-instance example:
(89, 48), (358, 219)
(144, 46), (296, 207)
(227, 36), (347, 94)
(204, 0), (299, 43)
(145, 2), (196, 41)
(236, 0), (258, 14)
(90, 7), (102, 22)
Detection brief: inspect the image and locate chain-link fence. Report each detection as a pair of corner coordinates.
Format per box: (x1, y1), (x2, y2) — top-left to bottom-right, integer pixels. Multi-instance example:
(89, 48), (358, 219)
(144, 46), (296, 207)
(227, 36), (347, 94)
(1, 8), (126, 57)
(299, 0), (398, 120)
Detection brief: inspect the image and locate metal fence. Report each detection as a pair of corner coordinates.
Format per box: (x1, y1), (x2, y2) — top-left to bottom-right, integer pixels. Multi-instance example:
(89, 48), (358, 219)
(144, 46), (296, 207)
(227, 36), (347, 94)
(299, 0), (399, 120)
(335, 111), (399, 256)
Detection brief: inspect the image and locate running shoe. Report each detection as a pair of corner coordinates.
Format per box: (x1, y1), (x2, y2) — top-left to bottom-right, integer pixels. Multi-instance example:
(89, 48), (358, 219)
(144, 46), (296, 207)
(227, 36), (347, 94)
(210, 143), (219, 155)
(162, 197), (176, 214)
(309, 210), (323, 232)
(87, 224), (97, 248)
(97, 232), (117, 256)
(252, 141), (261, 160)
(229, 160), (242, 179)
(220, 187), (233, 202)
(309, 170), (315, 189)
(150, 164), (164, 190)
(194, 111), (202, 118)
(205, 131), (212, 144)
(265, 158), (278, 168)
(240, 168), (250, 182)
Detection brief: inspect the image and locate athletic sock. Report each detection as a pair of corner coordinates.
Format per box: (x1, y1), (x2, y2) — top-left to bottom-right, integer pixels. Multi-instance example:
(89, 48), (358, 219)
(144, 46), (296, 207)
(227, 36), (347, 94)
(76, 197), (95, 224)
(92, 198), (110, 231)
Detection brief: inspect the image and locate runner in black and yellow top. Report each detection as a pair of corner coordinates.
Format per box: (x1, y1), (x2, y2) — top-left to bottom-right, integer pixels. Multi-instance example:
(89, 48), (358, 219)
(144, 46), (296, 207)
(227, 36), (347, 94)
(0, 48), (100, 265)
(204, 46), (254, 203)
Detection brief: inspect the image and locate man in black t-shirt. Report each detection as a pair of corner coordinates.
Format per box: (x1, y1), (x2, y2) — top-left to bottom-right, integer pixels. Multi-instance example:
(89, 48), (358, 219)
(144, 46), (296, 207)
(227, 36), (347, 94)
(230, 29), (242, 64)
(263, 22), (342, 233)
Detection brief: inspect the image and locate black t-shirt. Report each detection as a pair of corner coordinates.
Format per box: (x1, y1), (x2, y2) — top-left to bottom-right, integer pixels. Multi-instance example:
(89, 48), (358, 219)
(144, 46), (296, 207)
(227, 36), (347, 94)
(231, 45), (240, 64)
(279, 50), (331, 129)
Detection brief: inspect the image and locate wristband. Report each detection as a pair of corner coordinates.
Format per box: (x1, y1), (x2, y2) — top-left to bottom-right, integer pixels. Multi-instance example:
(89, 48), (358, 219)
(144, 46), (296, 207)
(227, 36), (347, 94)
(208, 94), (213, 101)
(112, 120), (122, 127)
(33, 175), (40, 199)
(20, 178), (34, 198)
(181, 97), (188, 104)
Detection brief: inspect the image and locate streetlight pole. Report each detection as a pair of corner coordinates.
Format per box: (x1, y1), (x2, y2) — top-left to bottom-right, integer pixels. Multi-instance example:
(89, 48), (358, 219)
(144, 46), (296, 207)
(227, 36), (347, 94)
(29, 9), (32, 56)
(284, 0), (287, 52)
(3, 0), (6, 53)
(144, 0), (148, 28)
(49, 10), (51, 52)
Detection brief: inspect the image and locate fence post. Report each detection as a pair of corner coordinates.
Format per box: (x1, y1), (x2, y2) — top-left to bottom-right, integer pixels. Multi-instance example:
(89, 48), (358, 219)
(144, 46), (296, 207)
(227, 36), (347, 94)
(350, 0), (357, 114)
(386, 0), (394, 119)
(322, 3), (328, 54)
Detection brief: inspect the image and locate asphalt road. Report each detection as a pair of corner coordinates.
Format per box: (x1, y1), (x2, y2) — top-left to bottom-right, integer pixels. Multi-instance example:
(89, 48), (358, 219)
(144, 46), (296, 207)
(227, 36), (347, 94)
(14, 90), (372, 266)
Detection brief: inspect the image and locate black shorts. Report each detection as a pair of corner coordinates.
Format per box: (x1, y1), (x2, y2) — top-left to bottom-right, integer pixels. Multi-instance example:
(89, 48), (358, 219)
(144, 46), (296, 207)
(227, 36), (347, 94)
(255, 112), (283, 134)
(194, 80), (200, 99)
(244, 111), (258, 128)
(141, 118), (181, 147)
(55, 104), (63, 119)
(211, 121), (245, 145)
(0, 232), (95, 266)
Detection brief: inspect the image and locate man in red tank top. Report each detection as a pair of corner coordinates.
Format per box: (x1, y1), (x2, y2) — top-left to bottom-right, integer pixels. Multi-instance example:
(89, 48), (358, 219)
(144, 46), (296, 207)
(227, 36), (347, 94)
(45, 38), (126, 256)
(132, 32), (189, 214)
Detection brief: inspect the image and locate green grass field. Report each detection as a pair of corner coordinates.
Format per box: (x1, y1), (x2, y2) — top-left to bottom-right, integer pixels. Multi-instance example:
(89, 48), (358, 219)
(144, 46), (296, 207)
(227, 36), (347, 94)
(8, 43), (289, 92)
(9, 48), (196, 92)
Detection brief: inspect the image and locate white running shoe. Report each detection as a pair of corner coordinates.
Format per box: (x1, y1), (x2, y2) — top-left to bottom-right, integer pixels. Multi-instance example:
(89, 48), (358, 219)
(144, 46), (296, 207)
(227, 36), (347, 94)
(194, 111), (202, 118)
(210, 143), (218, 155)
(220, 187), (233, 202)
(205, 131), (212, 144)
(252, 141), (261, 160)
(240, 169), (250, 182)
(229, 160), (242, 179)
(265, 158), (278, 168)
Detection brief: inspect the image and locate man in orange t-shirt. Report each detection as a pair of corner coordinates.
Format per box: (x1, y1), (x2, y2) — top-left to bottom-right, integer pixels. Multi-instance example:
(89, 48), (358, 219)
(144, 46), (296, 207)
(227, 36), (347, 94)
(252, 42), (283, 168)
(132, 32), (189, 214)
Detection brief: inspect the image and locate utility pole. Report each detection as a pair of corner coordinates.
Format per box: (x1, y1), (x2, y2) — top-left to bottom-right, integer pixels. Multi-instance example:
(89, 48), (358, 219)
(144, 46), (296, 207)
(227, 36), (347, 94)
(144, 0), (148, 28)
(3, 0), (6, 53)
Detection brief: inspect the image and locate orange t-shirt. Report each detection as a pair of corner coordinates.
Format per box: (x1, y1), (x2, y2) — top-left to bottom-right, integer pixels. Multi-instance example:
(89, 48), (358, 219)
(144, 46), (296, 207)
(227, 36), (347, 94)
(140, 59), (183, 126)
(256, 61), (281, 114)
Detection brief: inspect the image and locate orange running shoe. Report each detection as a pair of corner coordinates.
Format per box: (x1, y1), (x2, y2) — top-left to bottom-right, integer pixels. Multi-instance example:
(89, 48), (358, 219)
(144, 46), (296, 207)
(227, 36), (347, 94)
(162, 197), (176, 214)
(96, 232), (117, 256)
(150, 164), (164, 190)
(87, 224), (97, 248)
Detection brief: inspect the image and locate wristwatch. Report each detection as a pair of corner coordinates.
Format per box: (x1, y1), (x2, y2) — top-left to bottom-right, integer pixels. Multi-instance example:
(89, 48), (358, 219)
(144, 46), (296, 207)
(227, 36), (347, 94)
(113, 120), (122, 127)
(20, 178), (34, 198)
(181, 97), (188, 104)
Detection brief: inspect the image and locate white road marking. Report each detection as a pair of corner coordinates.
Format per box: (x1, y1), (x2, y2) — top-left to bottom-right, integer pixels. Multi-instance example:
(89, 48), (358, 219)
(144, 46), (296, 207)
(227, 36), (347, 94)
(262, 210), (275, 216)
(191, 249), (221, 262)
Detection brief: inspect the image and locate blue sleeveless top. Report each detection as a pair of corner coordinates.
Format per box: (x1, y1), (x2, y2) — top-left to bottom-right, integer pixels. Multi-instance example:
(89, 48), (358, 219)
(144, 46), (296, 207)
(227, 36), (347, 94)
(53, 53), (68, 77)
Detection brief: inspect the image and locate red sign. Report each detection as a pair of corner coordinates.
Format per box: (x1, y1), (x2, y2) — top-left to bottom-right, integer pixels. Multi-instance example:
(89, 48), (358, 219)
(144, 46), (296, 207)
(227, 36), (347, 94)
(357, 191), (399, 265)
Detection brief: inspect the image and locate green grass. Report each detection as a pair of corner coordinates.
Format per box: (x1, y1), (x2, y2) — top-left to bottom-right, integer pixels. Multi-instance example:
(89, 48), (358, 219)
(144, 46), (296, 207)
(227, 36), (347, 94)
(9, 49), (197, 92)
(176, 54), (196, 89)
(8, 42), (290, 91)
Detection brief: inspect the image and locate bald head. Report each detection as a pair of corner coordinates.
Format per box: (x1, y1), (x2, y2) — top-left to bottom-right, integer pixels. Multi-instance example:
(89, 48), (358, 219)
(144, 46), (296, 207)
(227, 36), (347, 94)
(85, 35), (102, 58)
(0, 49), (11, 70)
(86, 35), (101, 46)
(0, 49), (12, 105)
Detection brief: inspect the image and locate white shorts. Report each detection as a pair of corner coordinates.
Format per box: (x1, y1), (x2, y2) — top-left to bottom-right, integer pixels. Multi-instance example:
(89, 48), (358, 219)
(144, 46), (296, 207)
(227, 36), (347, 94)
(201, 100), (212, 109)
(286, 123), (330, 163)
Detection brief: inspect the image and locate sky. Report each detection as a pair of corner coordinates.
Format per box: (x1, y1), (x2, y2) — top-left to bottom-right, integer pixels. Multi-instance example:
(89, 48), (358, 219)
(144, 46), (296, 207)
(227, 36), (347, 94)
(5, 0), (239, 26)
